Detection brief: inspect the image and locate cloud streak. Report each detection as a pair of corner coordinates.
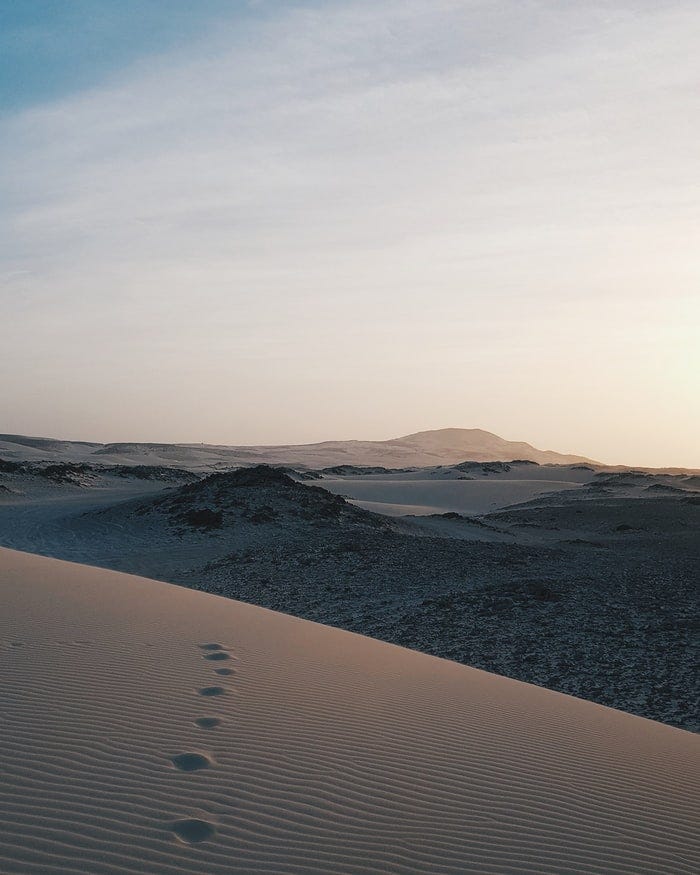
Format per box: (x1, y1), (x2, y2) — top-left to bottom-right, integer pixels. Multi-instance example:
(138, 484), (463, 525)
(1, 0), (698, 465)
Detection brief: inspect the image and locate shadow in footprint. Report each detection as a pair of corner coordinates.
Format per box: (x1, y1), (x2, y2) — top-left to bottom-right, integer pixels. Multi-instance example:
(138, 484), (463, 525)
(214, 668), (234, 676)
(203, 651), (231, 662)
(195, 717), (221, 730)
(172, 818), (216, 844)
(199, 643), (224, 651)
(172, 752), (211, 771)
(199, 686), (225, 697)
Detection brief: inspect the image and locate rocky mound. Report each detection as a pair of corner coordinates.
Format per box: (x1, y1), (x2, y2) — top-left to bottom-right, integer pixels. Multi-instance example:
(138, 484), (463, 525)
(0, 459), (200, 493)
(453, 461), (514, 474)
(132, 465), (392, 535)
(101, 464), (200, 483)
(320, 465), (415, 475)
(36, 463), (100, 485)
(0, 461), (100, 487)
(645, 483), (688, 494)
(594, 471), (654, 485)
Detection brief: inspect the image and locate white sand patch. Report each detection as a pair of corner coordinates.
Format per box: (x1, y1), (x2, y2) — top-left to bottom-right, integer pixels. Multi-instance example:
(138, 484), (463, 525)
(321, 472), (590, 516)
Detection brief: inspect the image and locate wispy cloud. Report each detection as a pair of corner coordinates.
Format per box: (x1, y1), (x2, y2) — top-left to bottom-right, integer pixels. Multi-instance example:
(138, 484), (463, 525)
(1, 0), (698, 464)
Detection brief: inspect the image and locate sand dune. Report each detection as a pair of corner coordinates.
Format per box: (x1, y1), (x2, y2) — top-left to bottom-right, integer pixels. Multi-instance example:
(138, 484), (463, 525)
(0, 427), (596, 470)
(1, 547), (698, 874)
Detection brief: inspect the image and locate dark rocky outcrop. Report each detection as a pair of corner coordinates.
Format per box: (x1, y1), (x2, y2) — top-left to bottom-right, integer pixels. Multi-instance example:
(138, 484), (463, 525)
(454, 461), (512, 474)
(131, 465), (391, 536)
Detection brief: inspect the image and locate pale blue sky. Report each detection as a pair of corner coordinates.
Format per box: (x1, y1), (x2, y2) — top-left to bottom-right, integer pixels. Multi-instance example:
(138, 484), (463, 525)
(1, 1), (698, 466)
(0, 1), (266, 110)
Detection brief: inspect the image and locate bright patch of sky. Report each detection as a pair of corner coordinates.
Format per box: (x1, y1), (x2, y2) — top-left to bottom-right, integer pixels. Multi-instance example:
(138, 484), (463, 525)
(1, 1), (698, 466)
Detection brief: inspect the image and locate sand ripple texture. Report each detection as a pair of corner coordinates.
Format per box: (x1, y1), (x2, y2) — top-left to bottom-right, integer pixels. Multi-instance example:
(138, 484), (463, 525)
(0, 547), (698, 874)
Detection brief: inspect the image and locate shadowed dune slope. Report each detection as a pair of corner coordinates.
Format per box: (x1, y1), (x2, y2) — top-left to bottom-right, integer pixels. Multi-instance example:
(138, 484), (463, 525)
(0, 548), (697, 874)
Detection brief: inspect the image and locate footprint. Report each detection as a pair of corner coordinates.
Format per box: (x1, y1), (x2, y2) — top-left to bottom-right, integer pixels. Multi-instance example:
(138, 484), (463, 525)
(171, 752), (211, 771)
(172, 818), (216, 844)
(195, 717), (221, 730)
(199, 643), (225, 651)
(214, 668), (234, 676)
(198, 686), (225, 697)
(203, 651), (231, 662)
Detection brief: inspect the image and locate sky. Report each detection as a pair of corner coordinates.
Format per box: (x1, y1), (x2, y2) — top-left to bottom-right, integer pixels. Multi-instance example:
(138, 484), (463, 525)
(1, 1), (698, 467)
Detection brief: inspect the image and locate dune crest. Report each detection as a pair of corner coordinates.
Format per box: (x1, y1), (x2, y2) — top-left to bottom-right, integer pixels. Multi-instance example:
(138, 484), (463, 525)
(0, 427), (596, 469)
(0, 547), (697, 874)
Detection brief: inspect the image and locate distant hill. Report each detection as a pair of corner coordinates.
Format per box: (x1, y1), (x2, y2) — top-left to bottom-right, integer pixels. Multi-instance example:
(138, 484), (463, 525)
(0, 427), (597, 470)
(389, 428), (594, 466)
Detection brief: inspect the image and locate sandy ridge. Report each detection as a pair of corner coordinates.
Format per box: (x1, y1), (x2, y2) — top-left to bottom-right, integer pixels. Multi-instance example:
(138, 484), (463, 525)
(0, 547), (698, 873)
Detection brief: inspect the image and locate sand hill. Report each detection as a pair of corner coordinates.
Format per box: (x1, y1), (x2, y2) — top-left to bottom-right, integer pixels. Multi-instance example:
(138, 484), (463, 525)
(1, 547), (697, 874)
(0, 427), (596, 469)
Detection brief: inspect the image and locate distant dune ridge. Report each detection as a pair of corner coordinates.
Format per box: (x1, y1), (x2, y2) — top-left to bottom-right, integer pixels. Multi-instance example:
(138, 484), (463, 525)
(1, 548), (698, 874)
(0, 427), (597, 469)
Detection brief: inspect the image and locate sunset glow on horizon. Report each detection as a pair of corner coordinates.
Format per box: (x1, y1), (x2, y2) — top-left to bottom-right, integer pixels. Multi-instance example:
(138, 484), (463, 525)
(1, 1), (698, 468)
